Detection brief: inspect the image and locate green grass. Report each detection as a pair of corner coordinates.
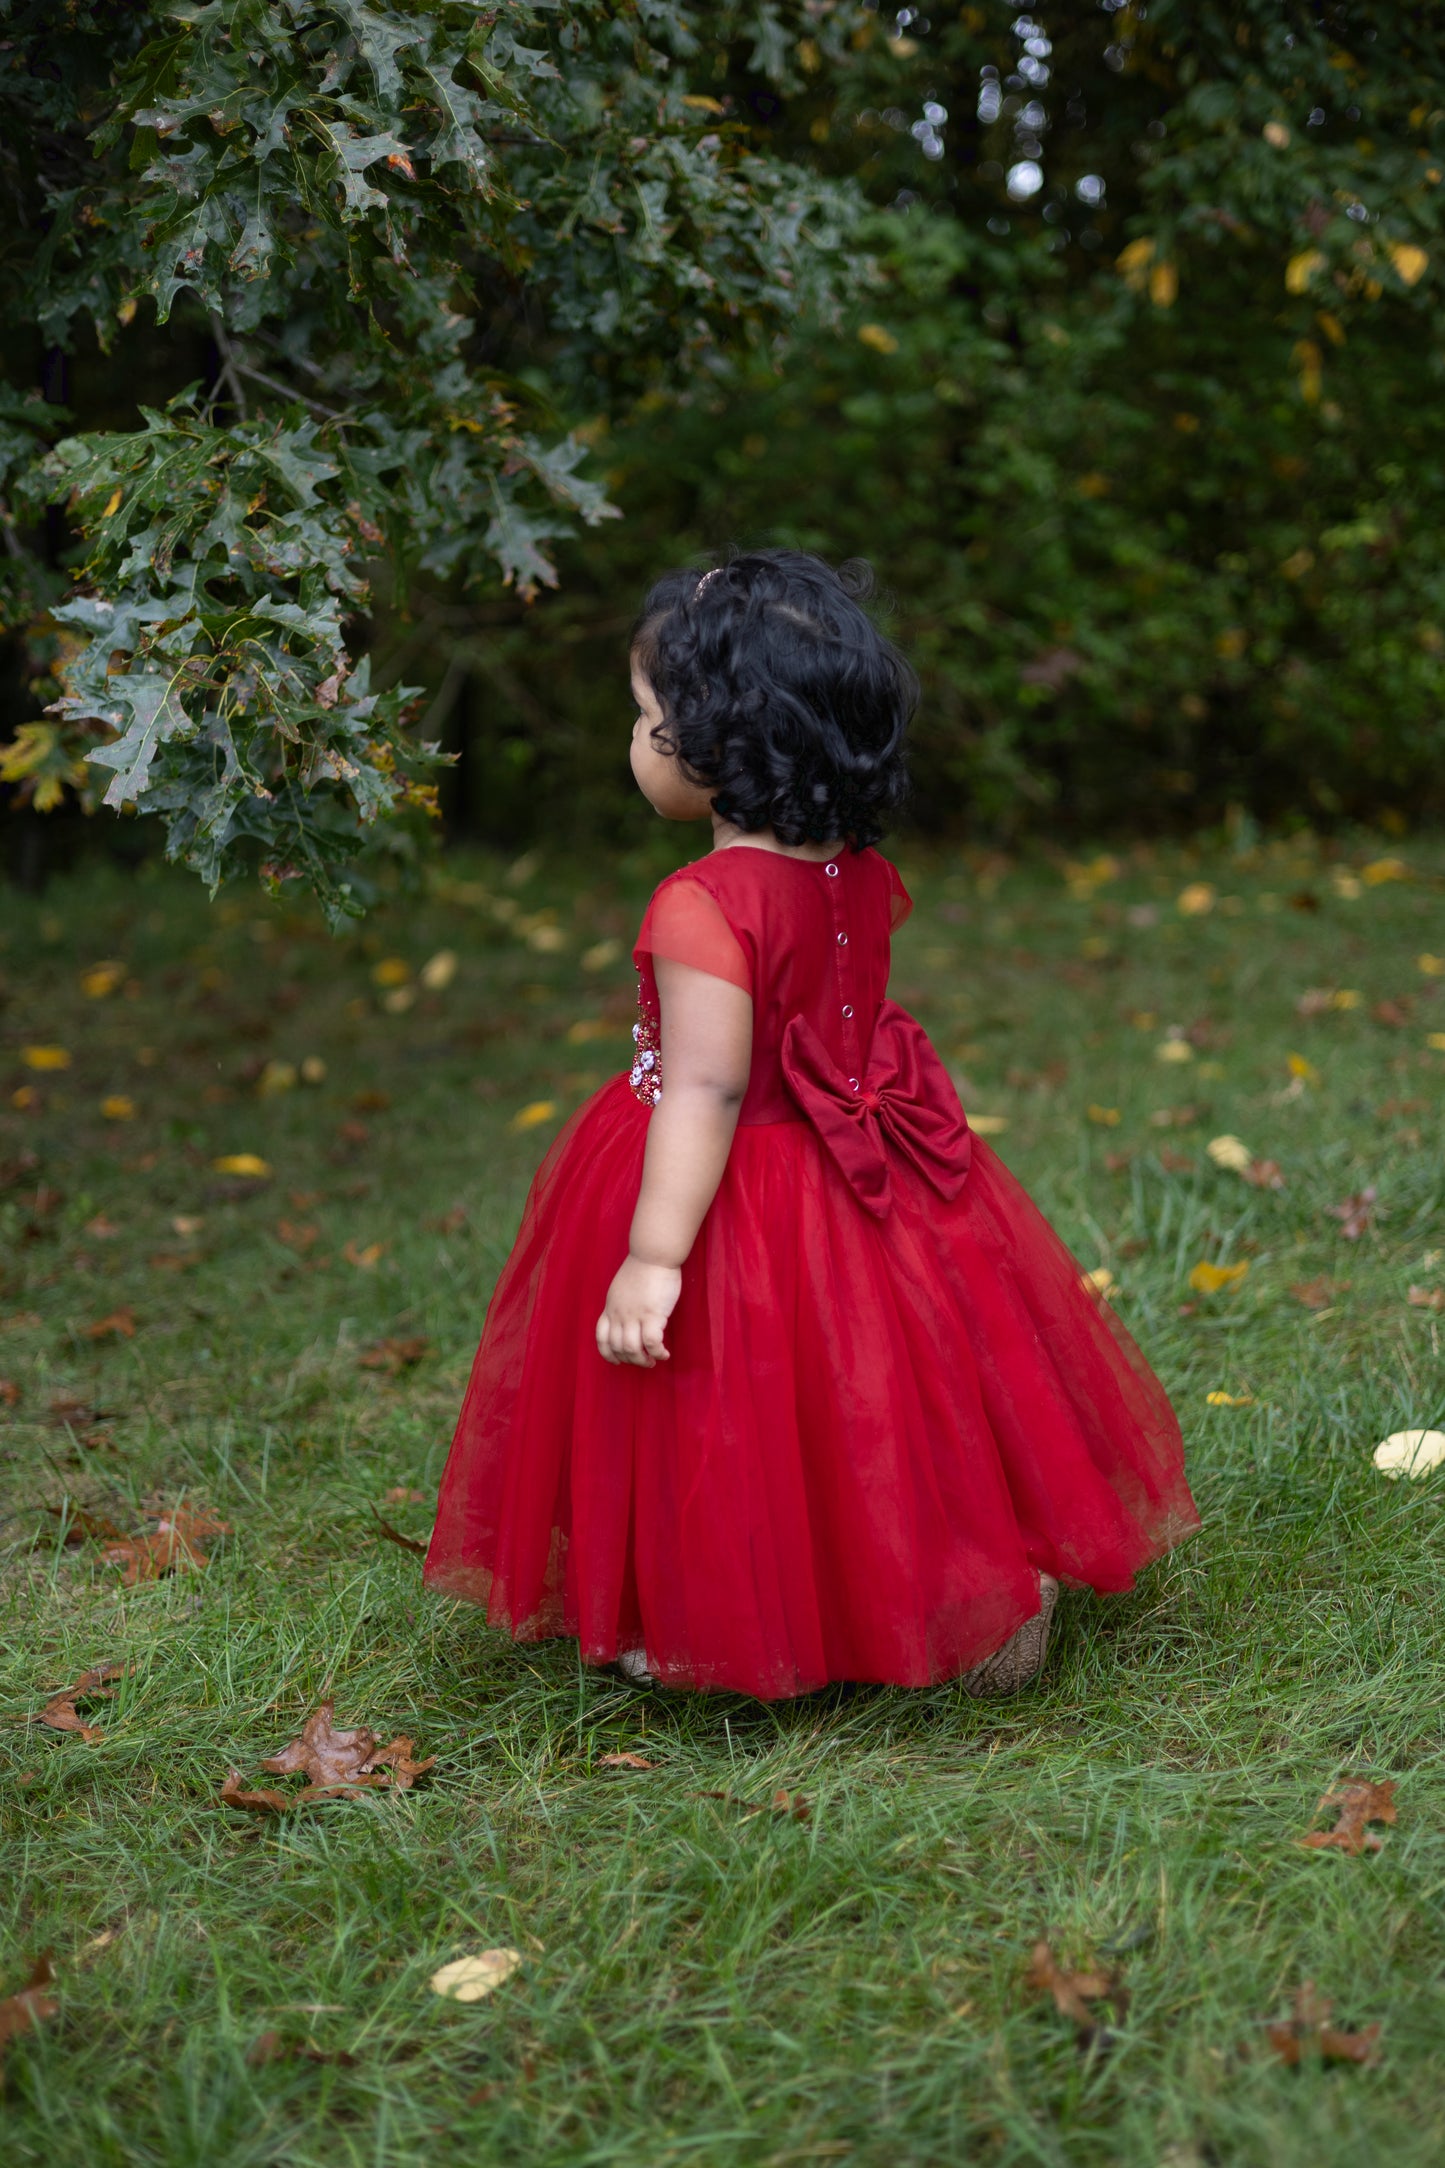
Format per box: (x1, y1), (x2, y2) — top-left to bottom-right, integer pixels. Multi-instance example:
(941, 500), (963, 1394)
(1, 825), (1443, 2167)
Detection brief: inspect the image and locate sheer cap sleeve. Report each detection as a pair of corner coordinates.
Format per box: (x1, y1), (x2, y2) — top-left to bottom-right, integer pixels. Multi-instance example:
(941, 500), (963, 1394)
(885, 857), (914, 931)
(634, 873), (752, 994)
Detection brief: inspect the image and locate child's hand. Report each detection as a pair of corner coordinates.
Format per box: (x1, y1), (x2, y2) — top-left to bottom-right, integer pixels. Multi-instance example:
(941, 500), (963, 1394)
(596, 1255), (682, 1368)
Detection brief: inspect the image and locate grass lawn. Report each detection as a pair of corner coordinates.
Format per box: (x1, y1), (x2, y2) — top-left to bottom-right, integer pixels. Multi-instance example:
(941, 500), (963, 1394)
(2, 824), (1443, 2167)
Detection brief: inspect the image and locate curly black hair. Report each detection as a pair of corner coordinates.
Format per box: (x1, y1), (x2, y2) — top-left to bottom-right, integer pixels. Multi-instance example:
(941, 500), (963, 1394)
(631, 549), (916, 852)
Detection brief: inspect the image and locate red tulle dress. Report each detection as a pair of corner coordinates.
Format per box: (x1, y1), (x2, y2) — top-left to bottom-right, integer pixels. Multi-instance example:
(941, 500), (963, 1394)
(425, 843), (1199, 1697)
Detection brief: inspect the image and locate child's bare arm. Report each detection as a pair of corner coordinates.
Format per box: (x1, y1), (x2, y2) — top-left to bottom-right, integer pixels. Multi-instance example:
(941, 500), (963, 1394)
(596, 956), (752, 1367)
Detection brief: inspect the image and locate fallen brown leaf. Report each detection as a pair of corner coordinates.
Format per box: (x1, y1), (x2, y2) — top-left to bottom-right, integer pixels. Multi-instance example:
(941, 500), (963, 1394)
(48, 1396), (113, 1431)
(351, 1089), (392, 1112)
(223, 1700), (436, 1811)
(0, 1378), (20, 1409)
(1255, 1981), (1381, 2067)
(428, 1205), (468, 1234)
(147, 1251), (200, 1274)
(84, 1308), (136, 1340)
(1148, 1104), (1202, 1129)
(771, 1788), (811, 1822)
(30, 1661), (131, 1744)
(1328, 1187), (1378, 1240)
(0, 1953), (57, 2068)
(1290, 1275), (1347, 1311)
(357, 1335), (430, 1375)
(275, 1219), (319, 1253)
(598, 1751), (656, 1771)
(220, 1769), (294, 1816)
(1103, 1149), (1135, 1174)
(343, 1238), (384, 1269)
(372, 1511), (427, 1557)
(1407, 1285), (1445, 1313)
(288, 1189), (322, 1210)
(100, 1502), (231, 1586)
(1158, 1147), (1195, 1174)
(1025, 1940), (1130, 2042)
(1372, 997), (1412, 1029)
(1301, 1777), (1397, 1855)
(1241, 1158), (1285, 1191)
(383, 1486), (428, 1505)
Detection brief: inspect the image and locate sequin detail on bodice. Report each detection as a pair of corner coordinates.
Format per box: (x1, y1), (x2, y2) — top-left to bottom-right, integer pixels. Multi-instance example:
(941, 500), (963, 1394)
(628, 973), (663, 1107)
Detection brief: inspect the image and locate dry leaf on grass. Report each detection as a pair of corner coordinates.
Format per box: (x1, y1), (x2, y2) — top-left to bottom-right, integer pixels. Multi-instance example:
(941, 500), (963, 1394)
(0, 1377), (20, 1408)
(372, 1510), (427, 1557)
(1251, 1981), (1381, 2067)
(216, 1699), (437, 1812)
(100, 1503), (231, 1586)
(1290, 1276), (1346, 1311)
(343, 1238), (384, 1269)
(771, 1788), (811, 1822)
(1328, 1187), (1378, 1239)
(1025, 1940), (1130, 2045)
(275, 1219), (318, 1253)
(1300, 1778), (1397, 1854)
(1187, 1260), (1249, 1295)
(431, 1949), (522, 2002)
(84, 1309), (135, 1340)
(428, 1205), (468, 1234)
(0, 1954), (57, 2068)
(24, 1662), (131, 1744)
(383, 1487), (429, 1505)
(1406, 1285), (1445, 1312)
(358, 1336), (430, 1375)
(1372, 1430), (1445, 1480)
(42, 1505), (127, 1545)
(598, 1751), (655, 1771)
(1241, 1158), (1285, 1190)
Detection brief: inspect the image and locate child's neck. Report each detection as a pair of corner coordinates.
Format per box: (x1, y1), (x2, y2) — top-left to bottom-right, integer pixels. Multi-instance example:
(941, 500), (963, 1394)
(710, 812), (844, 862)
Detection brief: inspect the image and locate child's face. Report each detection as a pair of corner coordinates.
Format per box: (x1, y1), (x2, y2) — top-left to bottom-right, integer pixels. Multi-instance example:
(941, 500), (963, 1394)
(629, 662), (715, 823)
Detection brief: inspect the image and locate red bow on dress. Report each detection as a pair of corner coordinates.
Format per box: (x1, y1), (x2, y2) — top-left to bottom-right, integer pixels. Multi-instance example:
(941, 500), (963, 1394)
(780, 999), (972, 1218)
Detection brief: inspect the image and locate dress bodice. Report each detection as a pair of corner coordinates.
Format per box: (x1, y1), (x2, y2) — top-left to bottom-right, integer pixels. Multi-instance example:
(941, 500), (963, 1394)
(630, 844), (912, 1127)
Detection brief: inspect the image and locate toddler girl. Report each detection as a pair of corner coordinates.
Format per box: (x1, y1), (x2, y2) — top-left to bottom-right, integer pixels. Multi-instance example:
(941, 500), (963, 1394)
(424, 551), (1198, 1696)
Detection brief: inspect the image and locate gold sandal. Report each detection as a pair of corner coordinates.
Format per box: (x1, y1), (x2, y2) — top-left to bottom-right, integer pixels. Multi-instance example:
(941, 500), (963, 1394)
(960, 1574), (1059, 1698)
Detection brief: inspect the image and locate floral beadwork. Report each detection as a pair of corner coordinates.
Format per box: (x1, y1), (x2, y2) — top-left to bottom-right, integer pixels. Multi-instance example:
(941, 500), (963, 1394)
(628, 975), (663, 1107)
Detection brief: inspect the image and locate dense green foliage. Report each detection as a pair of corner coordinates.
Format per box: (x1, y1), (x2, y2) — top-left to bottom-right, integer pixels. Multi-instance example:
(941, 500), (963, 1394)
(3, 832), (1444, 2160)
(0, 1), (865, 916)
(458, 1), (1445, 844)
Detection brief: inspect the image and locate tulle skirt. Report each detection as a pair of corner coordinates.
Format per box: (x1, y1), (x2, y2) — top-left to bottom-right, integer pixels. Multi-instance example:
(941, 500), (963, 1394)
(424, 1077), (1199, 1697)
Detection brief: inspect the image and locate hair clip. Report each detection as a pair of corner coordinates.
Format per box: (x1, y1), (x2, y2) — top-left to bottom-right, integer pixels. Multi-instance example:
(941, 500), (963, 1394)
(693, 566), (722, 599)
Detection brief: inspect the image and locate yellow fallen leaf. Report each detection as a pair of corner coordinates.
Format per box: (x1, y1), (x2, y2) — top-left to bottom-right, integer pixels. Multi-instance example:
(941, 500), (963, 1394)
(257, 1061), (297, 1095)
(968, 1113), (1009, 1135)
(1331, 869), (1362, 899)
(343, 1239), (384, 1269)
(100, 1096), (136, 1121)
(1177, 883), (1215, 916)
(1361, 857), (1408, 885)
(21, 1046), (71, 1071)
(1206, 1135), (1253, 1172)
(581, 939), (622, 972)
(858, 324), (900, 354)
(1418, 954), (1445, 977)
(1188, 1259), (1250, 1295)
(372, 957), (410, 987)
(300, 1056), (327, 1084)
(1086, 1106), (1121, 1127)
(1287, 1052), (1320, 1084)
(1206, 1390), (1256, 1407)
(1156, 1039), (1195, 1064)
(1427, 1033), (1445, 1054)
(1082, 1268), (1115, 1298)
(12, 1086), (38, 1110)
(213, 1154), (271, 1178)
(420, 949), (457, 992)
(567, 1018), (616, 1045)
(429, 1948), (523, 2002)
(510, 1100), (558, 1132)
(680, 94), (725, 114)
(172, 1215), (204, 1237)
(1373, 1429), (1445, 1480)
(1262, 120), (1290, 148)
(81, 962), (125, 998)
(382, 986), (416, 1014)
